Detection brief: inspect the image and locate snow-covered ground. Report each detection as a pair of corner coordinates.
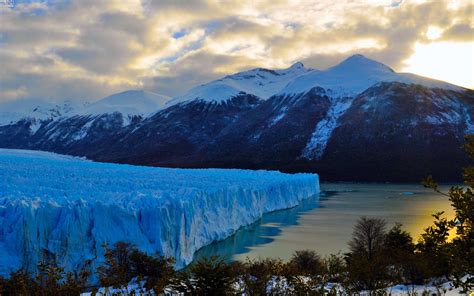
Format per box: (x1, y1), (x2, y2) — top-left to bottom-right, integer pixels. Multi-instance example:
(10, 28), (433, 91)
(384, 282), (465, 296)
(0, 149), (319, 276)
(81, 276), (469, 295)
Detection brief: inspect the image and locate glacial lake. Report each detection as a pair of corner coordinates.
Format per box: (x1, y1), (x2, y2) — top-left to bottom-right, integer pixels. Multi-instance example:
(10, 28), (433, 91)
(193, 183), (456, 262)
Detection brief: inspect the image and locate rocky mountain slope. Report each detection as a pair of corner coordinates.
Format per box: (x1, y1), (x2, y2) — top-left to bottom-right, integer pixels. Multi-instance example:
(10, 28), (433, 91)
(0, 55), (472, 181)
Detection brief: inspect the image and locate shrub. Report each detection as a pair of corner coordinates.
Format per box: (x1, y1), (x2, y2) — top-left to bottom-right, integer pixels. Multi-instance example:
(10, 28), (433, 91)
(129, 249), (175, 293)
(289, 250), (324, 276)
(421, 135), (474, 292)
(238, 258), (285, 295)
(97, 241), (136, 289)
(383, 223), (425, 284)
(174, 256), (236, 295)
(0, 269), (37, 295)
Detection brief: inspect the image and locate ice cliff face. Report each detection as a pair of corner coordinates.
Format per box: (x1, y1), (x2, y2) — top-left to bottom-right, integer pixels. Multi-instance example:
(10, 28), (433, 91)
(0, 149), (319, 276)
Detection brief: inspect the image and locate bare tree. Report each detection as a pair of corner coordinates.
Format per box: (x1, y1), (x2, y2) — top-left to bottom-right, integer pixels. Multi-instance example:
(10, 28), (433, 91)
(348, 217), (387, 260)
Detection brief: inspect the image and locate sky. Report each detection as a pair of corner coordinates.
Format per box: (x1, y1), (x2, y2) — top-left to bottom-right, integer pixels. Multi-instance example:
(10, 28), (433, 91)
(0, 0), (472, 103)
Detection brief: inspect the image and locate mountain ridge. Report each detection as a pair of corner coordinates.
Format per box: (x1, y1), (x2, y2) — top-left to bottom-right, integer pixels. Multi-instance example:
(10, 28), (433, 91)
(73, 90), (170, 117)
(0, 54), (472, 182)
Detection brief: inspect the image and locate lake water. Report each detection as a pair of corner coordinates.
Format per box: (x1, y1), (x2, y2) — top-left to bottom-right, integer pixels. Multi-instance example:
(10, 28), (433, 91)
(193, 183), (455, 262)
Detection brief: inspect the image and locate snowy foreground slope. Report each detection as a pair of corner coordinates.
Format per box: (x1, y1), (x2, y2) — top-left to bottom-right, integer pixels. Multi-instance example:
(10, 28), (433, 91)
(0, 149), (319, 276)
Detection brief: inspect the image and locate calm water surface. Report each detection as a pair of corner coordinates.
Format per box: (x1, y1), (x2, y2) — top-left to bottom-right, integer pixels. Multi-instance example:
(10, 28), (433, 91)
(193, 183), (455, 263)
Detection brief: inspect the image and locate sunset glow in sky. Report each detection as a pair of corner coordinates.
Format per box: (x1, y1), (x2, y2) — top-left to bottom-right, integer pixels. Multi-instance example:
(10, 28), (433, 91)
(0, 0), (472, 102)
(402, 41), (473, 89)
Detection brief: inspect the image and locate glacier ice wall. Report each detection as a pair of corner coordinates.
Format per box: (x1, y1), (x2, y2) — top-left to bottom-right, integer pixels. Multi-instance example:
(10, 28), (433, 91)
(0, 149), (319, 275)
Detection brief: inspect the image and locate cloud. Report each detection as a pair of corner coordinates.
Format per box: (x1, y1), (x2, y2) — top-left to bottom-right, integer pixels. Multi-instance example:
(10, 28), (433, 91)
(0, 0), (472, 103)
(143, 50), (252, 97)
(440, 23), (474, 41)
(55, 12), (148, 75)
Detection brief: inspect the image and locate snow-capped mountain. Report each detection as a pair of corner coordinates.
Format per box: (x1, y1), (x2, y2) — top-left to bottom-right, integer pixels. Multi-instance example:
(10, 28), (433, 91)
(201, 81), (472, 181)
(0, 89), (170, 147)
(75, 90), (169, 117)
(280, 54), (462, 97)
(0, 99), (84, 127)
(0, 55), (472, 181)
(166, 62), (310, 105)
(0, 89), (171, 162)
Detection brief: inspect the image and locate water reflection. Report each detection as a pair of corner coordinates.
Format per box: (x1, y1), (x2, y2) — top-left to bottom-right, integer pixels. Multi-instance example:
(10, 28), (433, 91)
(193, 192), (331, 263)
(192, 183), (454, 264)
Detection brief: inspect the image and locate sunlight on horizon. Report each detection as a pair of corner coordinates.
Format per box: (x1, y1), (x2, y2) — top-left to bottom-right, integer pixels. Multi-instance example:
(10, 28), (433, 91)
(402, 41), (474, 89)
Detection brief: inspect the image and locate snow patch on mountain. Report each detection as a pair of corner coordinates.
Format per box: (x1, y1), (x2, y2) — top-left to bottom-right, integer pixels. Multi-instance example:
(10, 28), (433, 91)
(29, 119), (42, 134)
(425, 111), (461, 125)
(72, 120), (94, 141)
(0, 149), (319, 276)
(422, 93), (468, 126)
(464, 107), (474, 134)
(301, 97), (354, 160)
(269, 113), (286, 127)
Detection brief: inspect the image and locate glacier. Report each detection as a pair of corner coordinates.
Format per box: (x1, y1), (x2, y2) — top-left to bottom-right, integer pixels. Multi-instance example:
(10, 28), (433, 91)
(0, 149), (319, 276)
